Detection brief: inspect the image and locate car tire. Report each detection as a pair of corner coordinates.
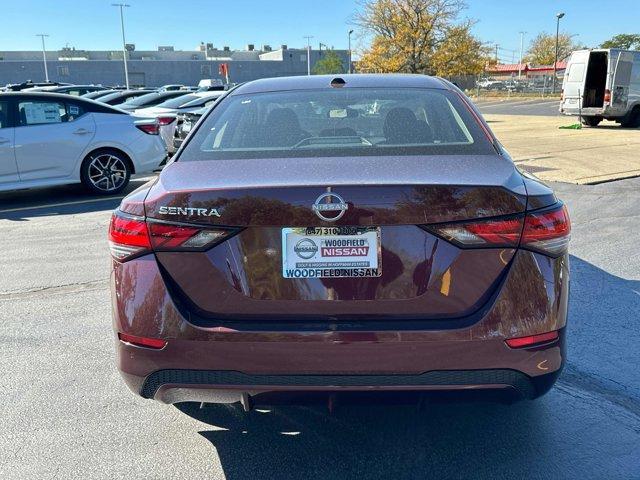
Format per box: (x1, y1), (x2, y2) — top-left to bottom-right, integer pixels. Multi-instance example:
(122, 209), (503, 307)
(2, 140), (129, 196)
(620, 107), (640, 128)
(80, 149), (131, 195)
(581, 116), (602, 127)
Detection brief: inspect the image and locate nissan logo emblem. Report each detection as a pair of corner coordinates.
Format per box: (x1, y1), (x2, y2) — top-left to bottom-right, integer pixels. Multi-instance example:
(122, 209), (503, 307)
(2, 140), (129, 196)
(312, 192), (348, 222)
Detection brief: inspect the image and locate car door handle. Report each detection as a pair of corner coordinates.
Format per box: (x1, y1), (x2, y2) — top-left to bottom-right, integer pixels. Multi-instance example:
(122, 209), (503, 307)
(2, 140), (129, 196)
(73, 128), (93, 135)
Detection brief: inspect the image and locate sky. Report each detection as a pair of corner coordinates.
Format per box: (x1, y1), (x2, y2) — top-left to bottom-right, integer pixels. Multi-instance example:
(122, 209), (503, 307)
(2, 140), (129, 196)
(1, 0), (639, 59)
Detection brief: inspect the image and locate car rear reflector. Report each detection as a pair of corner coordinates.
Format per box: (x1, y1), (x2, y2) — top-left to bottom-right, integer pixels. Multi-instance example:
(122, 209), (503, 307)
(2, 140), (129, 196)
(422, 204), (570, 256)
(118, 332), (167, 349)
(604, 89), (611, 104)
(108, 211), (240, 261)
(505, 330), (559, 349)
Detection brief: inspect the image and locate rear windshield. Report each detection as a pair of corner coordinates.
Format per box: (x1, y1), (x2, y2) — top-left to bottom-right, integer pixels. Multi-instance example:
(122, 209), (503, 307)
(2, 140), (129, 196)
(179, 87), (494, 161)
(180, 94), (223, 109)
(155, 93), (200, 108)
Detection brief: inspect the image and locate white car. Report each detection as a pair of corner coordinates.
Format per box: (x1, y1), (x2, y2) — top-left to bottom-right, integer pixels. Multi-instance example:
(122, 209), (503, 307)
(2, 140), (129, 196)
(0, 92), (166, 194)
(134, 91), (225, 153)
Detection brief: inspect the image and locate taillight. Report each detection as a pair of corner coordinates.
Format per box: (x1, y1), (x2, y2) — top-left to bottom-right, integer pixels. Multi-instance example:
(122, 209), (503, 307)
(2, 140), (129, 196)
(604, 89), (611, 104)
(108, 211), (239, 261)
(521, 204), (571, 256)
(157, 116), (176, 126)
(108, 212), (151, 260)
(422, 204), (570, 257)
(424, 216), (523, 248)
(505, 330), (558, 349)
(135, 120), (160, 135)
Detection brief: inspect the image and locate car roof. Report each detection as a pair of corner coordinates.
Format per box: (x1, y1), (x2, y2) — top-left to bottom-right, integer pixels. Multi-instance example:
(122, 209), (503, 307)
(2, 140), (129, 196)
(0, 91), (126, 111)
(0, 91), (96, 100)
(230, 74), (449, 96)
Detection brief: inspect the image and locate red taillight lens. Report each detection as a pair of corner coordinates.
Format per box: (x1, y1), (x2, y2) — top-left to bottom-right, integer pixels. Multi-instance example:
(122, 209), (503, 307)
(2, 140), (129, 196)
(109, 211), (238, 261)
(424, 216), (524, 248)
(136, 121), (160, 135)
(521, 205), (571, 256)
(118, 332), (167, 349)
(604, 89), (611, 104)
(157, 116), (176, 126)
(423, 204), (570, 256)
(147, 222), (202, 249)
(505, 330), (558, 349)
(108, 212), (151, 260)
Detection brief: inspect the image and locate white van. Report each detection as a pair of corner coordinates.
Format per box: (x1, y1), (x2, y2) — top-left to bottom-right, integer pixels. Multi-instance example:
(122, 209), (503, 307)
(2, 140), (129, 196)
(560, 48), (640, 127)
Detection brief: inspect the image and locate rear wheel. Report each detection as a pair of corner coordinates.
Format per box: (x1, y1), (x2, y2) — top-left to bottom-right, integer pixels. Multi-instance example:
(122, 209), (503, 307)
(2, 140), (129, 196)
(581, 116), (602, 127)
(80, 149), (131, 195)
(620, 107), (640, 128)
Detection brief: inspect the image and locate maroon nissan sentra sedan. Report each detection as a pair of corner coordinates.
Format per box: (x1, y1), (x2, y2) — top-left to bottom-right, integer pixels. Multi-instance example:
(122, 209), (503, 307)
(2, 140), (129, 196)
(109, 74), (570, 408)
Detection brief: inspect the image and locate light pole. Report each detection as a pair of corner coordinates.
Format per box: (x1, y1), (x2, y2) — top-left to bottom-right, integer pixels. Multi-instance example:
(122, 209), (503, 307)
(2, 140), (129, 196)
(553, 12), (565, 94)
(303, 36), (314, 75)
(112, 3), (130, 89)
(36, 34), (49, 82)
(348, 29), (354, 74)
(518, 31), (526, 79)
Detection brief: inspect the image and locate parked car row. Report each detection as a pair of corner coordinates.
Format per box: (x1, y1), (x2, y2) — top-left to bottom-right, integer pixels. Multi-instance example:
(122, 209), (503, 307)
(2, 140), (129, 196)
(0, 81), (229, 195)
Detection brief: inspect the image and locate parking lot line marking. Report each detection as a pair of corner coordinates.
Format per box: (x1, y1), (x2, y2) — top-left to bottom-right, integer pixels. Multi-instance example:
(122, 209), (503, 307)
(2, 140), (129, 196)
(0, 196), (123, 214)
(512, 100), (559, 108)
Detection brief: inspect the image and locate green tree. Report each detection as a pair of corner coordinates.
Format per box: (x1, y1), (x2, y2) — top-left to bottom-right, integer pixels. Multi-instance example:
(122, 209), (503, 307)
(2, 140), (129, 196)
(600, 33), (640, 49)
(313, 50), (345, 74)
(524, 32), (581, 65)
(355, 0), (488, 75)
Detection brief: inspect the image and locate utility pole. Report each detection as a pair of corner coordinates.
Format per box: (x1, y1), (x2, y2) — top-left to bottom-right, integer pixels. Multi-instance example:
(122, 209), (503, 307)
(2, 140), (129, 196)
(304, 35), (314, 75)
(348, 29), (354, 74)
(495, 44), (499, 63)
(518, 31), (526, 79)
(553, 12), (565, 94)
(36, 34), (50, 82)
(112, 3), (130, 89)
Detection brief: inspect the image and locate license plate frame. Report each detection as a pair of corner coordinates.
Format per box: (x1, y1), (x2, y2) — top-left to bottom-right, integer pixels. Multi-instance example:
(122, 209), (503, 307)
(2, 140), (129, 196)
(281, 226), (382, 279)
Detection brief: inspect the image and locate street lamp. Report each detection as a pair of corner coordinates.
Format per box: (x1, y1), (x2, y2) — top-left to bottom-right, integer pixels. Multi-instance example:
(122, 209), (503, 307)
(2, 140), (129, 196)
(553, 12), (565, 93)
(36, 34), (49, 82)
(112, 3), (130, 89)
(518, 31), (526, 79)
(348, 30), (354, 74)
(303, 35), (314, 75)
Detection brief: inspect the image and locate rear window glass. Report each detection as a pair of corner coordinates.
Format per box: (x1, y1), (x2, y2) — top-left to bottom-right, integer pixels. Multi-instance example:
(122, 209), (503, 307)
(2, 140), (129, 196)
(156, 94), (200, 109)
(180, 94), (223, 109)
(179, 88), (493, 161)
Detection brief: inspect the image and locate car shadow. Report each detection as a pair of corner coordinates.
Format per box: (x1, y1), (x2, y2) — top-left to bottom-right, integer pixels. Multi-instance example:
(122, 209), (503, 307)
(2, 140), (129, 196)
(171, 254), (639, 479)
(0, 175), (155, 221)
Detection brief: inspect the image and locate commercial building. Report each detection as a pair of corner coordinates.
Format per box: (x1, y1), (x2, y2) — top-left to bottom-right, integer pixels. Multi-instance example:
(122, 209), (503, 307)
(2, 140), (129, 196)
(0, 43), (350, 87)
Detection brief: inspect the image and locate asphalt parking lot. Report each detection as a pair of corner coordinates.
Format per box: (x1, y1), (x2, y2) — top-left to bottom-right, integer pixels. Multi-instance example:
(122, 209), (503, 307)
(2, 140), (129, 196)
(1, 175), (639, 479)
(475, 97), (560, 116)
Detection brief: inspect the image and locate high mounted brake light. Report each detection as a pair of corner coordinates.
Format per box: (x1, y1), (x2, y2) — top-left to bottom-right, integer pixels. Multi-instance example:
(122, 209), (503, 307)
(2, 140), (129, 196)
(108, 211), (239, 261)
(422, 204), (570, 257)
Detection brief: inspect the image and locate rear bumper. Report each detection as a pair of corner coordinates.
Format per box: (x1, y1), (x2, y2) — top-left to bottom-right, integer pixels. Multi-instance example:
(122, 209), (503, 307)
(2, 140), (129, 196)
(112, 249), (569, 404)
(134, 361), (564, 404)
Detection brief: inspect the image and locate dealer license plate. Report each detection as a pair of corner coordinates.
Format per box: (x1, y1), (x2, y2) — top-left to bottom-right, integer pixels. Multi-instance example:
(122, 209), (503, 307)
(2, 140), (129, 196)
(282, 226), (382, 279)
